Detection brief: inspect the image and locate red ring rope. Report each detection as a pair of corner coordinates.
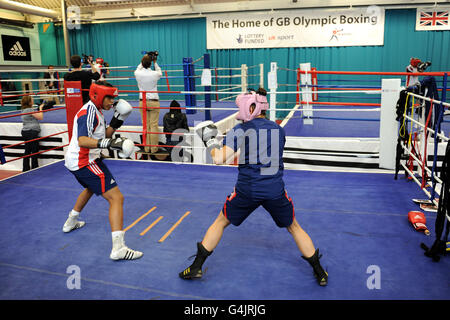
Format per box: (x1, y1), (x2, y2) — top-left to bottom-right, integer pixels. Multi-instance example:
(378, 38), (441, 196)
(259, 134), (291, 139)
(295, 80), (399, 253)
(5, 144), (69, 164)
(0, 106), (66, 120)
(3, 131), (68, 149)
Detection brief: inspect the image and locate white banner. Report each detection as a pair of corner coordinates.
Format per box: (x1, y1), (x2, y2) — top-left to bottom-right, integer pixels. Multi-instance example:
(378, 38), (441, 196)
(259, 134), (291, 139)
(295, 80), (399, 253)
(416, 7), (450, 31)
(206, 7), (385, 49)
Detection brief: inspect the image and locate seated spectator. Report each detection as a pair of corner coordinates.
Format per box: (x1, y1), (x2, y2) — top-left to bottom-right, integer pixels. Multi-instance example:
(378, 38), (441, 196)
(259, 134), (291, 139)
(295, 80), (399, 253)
(163, 100), (189, 146)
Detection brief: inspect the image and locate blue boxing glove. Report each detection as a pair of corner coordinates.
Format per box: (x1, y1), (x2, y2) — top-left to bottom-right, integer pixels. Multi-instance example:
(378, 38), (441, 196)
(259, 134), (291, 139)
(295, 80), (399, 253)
(194, 121), (221, 151)
(109, 99), (133, 130)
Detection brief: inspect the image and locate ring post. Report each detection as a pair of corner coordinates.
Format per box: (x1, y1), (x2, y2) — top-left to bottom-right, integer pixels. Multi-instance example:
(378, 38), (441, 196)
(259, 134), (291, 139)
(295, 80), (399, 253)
(379, 78), (401, 169)
(241, 64), (248, 93)
(63, 80), (83, 142)
(430, 72), (448, 200)
(203, 53), (212, 121)
(0, 145), (6, 164)
(268, 62), (277, 122)
(300, 62), (313, 125)
(214, 68), (219, 101)
(0, 90), (3, 107)
(311, 67), (318, 101)
(183, 57), (196, 114)
(259, 63), (264, 89)
(142, 92), (148, 152)
(296, 68), (300, 105)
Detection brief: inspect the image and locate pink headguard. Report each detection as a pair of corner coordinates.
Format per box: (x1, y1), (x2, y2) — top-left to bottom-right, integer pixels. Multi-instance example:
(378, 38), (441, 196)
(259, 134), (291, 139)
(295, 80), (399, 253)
(235, 92), (269, 122)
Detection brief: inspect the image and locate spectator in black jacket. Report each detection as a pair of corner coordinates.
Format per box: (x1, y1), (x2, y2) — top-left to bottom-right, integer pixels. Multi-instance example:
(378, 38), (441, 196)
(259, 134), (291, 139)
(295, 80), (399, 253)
(163, 100), (191, 162)
(163, 100), (189, 146)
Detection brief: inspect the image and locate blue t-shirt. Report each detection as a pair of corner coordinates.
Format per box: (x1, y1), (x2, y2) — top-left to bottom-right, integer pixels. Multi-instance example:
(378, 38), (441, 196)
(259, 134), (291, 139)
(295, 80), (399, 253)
(222, 117), (286, 200)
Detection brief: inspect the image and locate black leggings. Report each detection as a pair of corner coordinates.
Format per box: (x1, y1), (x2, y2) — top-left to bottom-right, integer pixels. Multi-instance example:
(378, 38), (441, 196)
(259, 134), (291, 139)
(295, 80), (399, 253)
(21, 129), (40, 172)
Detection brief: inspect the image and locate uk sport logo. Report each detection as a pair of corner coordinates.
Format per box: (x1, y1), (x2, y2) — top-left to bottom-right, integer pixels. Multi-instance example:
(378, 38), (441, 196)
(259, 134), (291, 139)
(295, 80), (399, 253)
(9, 41), (26, 57)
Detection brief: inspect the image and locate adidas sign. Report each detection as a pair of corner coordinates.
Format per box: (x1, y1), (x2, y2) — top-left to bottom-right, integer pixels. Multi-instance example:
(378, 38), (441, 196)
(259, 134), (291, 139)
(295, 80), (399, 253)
(9, 41), (26, 57)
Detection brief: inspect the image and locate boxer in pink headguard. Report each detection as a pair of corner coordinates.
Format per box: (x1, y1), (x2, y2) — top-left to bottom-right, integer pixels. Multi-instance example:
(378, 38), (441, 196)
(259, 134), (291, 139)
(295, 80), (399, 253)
(181, 87), (328, 286)
(235, 89), (269, 122)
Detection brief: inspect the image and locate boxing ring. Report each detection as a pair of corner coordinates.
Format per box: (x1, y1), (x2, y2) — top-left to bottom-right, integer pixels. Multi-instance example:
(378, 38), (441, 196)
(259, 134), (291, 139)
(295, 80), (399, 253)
(0, 58), (449, 300)
(0, 159), (448, 300)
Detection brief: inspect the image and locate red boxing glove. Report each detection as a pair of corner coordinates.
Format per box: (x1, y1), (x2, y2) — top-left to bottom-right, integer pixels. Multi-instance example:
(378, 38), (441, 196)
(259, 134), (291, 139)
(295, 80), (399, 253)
(408, 211), (430, 235)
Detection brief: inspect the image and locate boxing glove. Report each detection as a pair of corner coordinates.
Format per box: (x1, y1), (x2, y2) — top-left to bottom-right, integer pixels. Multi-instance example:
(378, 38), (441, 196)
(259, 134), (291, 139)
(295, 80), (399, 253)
(194, 121), (221, 151)
(109, 99), (133, 130)
(408, 211), (430, 235)
(98, 137), (135, 158)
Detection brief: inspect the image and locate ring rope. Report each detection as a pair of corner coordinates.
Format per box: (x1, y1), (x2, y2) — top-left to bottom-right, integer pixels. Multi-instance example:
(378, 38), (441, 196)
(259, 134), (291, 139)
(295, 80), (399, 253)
(2, 131), (68, 149)
(4, 144), (69, 164)
(400, 161), (439, 207)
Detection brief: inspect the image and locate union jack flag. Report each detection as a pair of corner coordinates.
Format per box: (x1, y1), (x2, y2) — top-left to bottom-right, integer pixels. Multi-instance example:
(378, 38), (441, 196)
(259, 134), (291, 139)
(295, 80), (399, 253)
(419, 11), (448, 26)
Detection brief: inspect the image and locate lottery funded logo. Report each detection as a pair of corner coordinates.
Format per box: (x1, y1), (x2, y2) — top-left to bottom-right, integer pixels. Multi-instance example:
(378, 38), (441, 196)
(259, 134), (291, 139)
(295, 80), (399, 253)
(235, 33), (265, 45)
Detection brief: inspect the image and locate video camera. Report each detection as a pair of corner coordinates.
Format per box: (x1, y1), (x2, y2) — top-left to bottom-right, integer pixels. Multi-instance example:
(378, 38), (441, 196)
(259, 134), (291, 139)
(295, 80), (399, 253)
(40, 100), (56, 110)
(417, 61), (431, 72)
(142, 50), (159, 61)
(81, 54), (94, 64)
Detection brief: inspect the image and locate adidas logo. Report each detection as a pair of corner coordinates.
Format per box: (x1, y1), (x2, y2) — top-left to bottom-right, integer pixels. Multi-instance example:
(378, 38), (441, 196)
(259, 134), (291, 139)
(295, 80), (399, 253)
(9, 41), (26, 57)
(111, 178), (115, 184)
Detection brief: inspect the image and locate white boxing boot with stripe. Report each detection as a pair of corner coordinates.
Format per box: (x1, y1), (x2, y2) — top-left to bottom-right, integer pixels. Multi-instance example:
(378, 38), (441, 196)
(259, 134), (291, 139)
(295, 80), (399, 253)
(110, 230), (143, 261)
(63, 210), (85, 233)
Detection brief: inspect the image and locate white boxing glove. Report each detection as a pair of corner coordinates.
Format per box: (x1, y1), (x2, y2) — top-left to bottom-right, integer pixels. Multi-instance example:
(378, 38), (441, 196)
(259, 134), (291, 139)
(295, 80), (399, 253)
(110, 99), (133, 130)
(97, 137), (135, 158)
(194, 121), (221, 151)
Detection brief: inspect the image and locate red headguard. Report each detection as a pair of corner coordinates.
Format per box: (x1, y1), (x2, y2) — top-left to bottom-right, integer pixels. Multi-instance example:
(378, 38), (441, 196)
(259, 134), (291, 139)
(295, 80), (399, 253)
(89, 83), (118, 108)
(410, 58), (421, 68)
(96, 57), (104, 65)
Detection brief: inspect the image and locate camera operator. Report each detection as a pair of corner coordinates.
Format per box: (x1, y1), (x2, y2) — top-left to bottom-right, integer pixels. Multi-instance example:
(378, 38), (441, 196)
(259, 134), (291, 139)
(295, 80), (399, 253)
(64, 55), (101, 104)
(134, 52), (163, 154)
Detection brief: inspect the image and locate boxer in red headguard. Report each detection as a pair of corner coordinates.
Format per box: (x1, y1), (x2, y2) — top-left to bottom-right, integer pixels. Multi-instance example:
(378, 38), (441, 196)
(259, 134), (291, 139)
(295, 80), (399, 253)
(63, 80), (142, 261)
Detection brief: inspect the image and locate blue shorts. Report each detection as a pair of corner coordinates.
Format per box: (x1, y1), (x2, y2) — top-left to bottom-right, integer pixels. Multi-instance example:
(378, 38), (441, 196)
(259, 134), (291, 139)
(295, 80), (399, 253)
(222, 188), (295, 228)
(70, 159), (118, 196)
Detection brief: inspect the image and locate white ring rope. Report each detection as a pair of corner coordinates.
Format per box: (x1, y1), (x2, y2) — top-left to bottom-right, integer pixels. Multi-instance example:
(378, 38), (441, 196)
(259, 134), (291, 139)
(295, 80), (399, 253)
(400, 162), (440, 207)
(407, 92), (450, 108)
(212, 67), (242, 71)
(277, 67), (298, 72)
(399, 142), (443, 186)
(403, 114), (449, 141)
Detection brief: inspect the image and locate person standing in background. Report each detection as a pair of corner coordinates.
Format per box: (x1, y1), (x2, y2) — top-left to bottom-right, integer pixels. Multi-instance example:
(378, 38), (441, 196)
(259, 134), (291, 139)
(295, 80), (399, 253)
(64, 55), (100, 104)
(134, 53), (163, 154)
(43, 65), (60, 104)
